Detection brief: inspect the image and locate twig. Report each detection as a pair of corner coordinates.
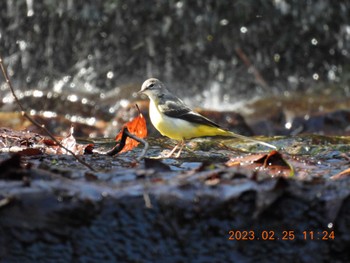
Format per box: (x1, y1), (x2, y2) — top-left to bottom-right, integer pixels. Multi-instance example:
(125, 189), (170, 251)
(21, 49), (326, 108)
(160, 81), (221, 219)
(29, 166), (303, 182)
(106, 127), (149, 161)
(0, 55), (95, 171)
(235, 46), (268, 89)
(126, 129), (149, 160)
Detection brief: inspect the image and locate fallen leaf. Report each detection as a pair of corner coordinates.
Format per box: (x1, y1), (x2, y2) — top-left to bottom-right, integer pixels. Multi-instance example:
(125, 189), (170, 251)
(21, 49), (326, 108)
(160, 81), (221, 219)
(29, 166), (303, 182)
(115, 104), (147, 153)
(57, 126), (78, 154)
(226, 150), (294, 177)
(18, 148), (43, 156)
(56, 126), (93, 155)
(42, 138), (58, 146)
(84, 144), (94, 154)
(0, 128), (44, 147)
(330, 167), (350, 180)
(85, 172), (98, 181)
(255, 150), (294, 176)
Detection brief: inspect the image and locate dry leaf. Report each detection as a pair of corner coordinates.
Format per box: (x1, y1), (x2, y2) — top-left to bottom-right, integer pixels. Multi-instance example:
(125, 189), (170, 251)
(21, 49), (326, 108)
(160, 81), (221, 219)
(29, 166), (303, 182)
(56, 126), (93, 155)
(330, 167), (350, 180)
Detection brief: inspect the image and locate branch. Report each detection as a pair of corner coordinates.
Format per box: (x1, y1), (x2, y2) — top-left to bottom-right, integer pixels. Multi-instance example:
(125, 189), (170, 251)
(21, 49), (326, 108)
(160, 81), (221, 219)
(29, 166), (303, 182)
(235, 46), (268, 89)
(106, 127), (149, 161)
(0, 55), (95, 172)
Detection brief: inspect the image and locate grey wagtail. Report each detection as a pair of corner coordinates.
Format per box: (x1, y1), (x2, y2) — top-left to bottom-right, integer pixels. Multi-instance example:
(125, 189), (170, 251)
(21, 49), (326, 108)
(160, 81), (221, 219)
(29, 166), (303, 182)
(139, 78), (276, 158)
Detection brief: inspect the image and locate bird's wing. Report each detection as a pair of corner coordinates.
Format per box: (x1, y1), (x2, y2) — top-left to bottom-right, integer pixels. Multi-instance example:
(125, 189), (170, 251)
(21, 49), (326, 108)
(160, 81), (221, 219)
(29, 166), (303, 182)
(177, 110), (222, 128)
(158, 94), (221, 128)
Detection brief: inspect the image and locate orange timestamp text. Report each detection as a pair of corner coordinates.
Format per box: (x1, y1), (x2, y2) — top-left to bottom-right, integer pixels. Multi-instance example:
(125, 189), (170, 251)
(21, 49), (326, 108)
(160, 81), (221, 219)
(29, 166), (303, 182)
(228, 230), (335, 241)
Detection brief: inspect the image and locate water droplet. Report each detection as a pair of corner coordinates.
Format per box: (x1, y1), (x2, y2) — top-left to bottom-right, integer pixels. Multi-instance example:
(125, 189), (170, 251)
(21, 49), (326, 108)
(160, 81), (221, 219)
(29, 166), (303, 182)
(240, 27), (248, 34)
(285, 122), (292, 129)
(120, 99), (129, 108)
(274, 53), (281, 62)
(33, 90), (43, 98)
(311, 38), (318, 45)
(220, 19), (229, 26)
(16, 40), (27, 51)
(80, 68), (87, 74)
(312, 73), (319, 80)
(207, 35), (213, 41)
(27, 10), (34, 17)
(345, 25), (350, 36)
(86, 117), (96, 126)
(70, 115), (78, 122)
(42, 111), (57, 118)
(328, 70), (336, 81)
(107, 71), (114, 79)
(176, 1), (183, 8)
(67, 94), (78, 102)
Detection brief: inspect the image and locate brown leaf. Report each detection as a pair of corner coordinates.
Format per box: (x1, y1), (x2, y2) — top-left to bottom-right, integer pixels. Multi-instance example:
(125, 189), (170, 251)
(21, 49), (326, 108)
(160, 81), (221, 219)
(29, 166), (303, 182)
(226, 153), (266, 167)
(84, 144), (94, 154)
(226, 150), (294, 177)
(85, 172), (98, 181)
(42, 138), (58, 146)
(330, 167), (350, 180)
(254, 150), (290, 168)
(18, 148), (43, 156)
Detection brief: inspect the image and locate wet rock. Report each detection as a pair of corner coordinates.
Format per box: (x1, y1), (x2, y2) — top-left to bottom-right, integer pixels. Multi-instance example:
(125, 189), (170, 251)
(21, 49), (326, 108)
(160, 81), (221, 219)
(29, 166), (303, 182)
(0, 155), (349, 262)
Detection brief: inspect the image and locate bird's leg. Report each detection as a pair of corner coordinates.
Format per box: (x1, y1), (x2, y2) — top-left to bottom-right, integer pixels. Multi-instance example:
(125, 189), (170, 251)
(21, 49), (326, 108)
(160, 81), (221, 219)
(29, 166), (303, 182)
(165, 141), (181, 158)
(174, 140), (185, 158)
(164, 140), (186, 158)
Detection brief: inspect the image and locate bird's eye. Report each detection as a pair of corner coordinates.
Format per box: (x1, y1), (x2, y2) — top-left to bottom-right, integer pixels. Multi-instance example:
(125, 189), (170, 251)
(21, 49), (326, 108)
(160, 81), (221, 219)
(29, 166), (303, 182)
(148, 83), (154, 89)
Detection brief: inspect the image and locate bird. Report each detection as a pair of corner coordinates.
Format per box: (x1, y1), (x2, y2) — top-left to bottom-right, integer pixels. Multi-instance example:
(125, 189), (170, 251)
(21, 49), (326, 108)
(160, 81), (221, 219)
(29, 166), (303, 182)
(139, 78), (276, 158)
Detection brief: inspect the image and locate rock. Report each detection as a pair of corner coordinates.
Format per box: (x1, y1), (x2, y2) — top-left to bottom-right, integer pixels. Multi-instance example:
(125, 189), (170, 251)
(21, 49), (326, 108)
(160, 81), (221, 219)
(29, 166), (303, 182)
(0, 161), (349, 262)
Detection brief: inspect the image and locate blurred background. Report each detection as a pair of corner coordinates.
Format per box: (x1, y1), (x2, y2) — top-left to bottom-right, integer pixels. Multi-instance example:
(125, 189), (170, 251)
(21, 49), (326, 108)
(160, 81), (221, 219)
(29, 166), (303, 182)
(0, 0), (349, 137)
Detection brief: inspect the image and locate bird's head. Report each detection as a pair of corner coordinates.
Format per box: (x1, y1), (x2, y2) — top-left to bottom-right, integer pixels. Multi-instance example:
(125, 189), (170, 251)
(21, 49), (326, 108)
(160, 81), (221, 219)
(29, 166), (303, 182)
(139, 78), (166, 100)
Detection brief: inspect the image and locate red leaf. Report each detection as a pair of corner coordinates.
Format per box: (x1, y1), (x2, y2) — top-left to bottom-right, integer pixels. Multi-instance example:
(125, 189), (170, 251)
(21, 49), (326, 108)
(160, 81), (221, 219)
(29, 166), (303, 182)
(115, 105), (147, 153)
(42, 138), (58, 146)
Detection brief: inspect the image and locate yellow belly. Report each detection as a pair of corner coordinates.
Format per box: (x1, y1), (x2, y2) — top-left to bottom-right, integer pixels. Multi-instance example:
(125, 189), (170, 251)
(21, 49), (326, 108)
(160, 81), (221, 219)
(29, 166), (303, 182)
(149, 99), (230, 140)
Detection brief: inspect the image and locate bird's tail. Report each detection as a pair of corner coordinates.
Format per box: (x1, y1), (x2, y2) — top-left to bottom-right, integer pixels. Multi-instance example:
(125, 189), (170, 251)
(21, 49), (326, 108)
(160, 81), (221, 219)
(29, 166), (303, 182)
(218, 129), (276, 149)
